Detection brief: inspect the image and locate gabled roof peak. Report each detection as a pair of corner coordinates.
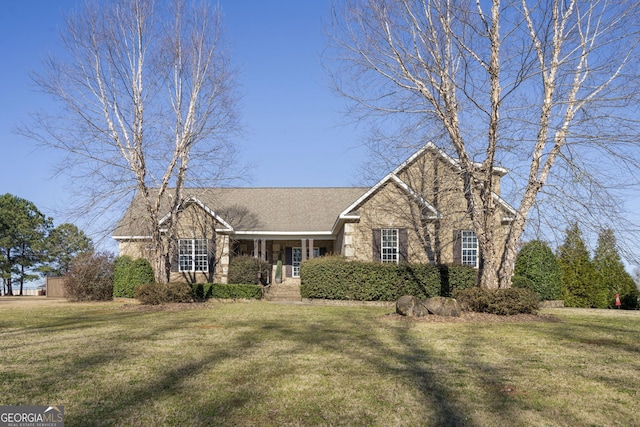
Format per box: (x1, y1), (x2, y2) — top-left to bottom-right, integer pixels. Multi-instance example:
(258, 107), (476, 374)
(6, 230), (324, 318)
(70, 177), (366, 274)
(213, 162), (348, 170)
(158, 195), (234, 232)
(396, 142), (509, 177)
(335, 142), (513, 229)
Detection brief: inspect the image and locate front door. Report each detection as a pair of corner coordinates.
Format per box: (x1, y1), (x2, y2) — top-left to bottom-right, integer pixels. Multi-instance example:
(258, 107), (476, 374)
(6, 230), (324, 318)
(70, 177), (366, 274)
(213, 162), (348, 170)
(292, 247), (319, 277)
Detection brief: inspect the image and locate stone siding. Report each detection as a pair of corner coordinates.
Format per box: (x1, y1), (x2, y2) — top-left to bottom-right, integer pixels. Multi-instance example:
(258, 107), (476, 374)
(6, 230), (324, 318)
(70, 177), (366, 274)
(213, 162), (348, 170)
(345, 149), (510, 267)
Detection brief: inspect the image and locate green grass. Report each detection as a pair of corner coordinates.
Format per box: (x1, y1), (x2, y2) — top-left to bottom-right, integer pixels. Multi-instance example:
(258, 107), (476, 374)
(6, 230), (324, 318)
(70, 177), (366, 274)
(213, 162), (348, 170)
(1, 301), (639, 426)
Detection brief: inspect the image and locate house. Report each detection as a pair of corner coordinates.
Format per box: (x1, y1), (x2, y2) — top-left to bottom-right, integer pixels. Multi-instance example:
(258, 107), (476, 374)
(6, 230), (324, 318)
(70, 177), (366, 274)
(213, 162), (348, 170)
(113, 143), (516, 284)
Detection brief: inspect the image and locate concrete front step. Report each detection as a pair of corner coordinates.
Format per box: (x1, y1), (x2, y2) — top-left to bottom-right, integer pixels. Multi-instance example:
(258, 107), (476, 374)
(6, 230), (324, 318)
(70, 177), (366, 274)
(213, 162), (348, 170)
(265, 283), (302, 302)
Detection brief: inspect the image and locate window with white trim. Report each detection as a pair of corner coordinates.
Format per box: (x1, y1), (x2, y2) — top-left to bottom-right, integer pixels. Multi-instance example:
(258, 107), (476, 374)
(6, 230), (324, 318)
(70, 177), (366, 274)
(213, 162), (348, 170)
(381, 228), (399, 263)
(461, 230), (478, 268)
(179, 239), (208, 272)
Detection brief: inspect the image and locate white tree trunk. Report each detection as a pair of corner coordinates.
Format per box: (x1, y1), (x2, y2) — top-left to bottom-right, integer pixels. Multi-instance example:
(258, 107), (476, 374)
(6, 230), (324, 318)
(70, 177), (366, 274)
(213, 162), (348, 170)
(330, 0), (640, 287)
(24, 0), (242, 283)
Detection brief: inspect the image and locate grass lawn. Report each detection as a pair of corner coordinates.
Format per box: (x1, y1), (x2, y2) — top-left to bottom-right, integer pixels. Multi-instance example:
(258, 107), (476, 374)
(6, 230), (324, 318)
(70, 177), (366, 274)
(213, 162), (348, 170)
(0, 299), (639, 426)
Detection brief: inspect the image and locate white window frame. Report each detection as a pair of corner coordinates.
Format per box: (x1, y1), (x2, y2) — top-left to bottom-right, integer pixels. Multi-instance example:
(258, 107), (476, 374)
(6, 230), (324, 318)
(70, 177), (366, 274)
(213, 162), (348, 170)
(461, 230), (479, 268)
(381, 228), (399, 264)
(292, 247), (319, 277)
(179, 238), (208, 273)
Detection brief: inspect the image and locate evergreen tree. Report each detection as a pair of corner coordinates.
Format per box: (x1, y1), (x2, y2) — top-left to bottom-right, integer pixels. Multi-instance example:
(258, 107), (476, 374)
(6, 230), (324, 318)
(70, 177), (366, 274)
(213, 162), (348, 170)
(0, 194), (52, 295)
(593, 228), (638, 309)
(557, 223), (607, 308)
(42, 223), (94, 276)
(514, 240), (563, 300)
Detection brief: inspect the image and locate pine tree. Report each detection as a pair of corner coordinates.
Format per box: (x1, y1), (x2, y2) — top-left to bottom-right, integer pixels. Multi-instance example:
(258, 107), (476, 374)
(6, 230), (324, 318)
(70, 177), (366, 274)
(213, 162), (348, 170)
(514, 240), (563, 300)
(557, 223), (607, 308)
(593, 228), (638, 309)
(0, 194), (52, 295)
(42, 223), (94, 276)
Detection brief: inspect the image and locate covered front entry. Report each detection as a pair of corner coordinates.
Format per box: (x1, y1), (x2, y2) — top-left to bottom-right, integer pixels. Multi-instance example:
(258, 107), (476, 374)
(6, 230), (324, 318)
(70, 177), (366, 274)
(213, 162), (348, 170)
(290, 246), (322, 278)
(231, 237), (332, 283)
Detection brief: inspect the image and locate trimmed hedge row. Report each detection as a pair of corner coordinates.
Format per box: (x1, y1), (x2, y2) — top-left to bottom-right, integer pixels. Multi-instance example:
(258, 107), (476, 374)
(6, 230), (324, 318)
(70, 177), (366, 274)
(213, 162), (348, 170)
(135, 282), (194, 305)
(300, 256), (477, 301)
(135, 282), (263, 304)
(191, 283), (263, 300)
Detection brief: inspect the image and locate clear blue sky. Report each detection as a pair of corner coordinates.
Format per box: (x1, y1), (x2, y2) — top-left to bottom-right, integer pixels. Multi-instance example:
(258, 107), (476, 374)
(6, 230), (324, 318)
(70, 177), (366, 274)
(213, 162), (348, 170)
(0, 0), (366, 237)
(1, 2), (639, 271)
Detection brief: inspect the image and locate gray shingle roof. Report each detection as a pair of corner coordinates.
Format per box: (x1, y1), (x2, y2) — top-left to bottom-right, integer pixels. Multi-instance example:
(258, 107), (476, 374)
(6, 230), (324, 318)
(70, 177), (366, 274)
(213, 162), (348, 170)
(113, 187), (368, 237)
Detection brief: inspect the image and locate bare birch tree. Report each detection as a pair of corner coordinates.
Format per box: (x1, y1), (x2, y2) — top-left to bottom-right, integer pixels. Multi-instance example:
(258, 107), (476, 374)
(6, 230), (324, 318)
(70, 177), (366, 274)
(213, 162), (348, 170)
(22, 0), (241, 283)
(329, 0), (640, 288)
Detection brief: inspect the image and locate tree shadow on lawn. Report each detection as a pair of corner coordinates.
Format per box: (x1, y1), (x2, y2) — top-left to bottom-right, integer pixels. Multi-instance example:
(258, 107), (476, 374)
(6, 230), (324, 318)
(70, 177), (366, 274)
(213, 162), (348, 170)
(72, 308), (562, 426)
(60, 313), (308, 426)
(458, 325), (537, 424)
(233, 310), (474, 426)
(8, 305), (599, 426)
(39, 308), (475, 426)
(1, 310), (207, 405)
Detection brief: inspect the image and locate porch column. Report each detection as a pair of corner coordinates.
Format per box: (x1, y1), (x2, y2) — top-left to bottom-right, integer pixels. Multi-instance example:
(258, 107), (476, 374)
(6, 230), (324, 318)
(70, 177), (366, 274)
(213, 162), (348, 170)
(220, 234), (230, 284)
(253, 239), (259, 258)
(301, 238), (307, 262)
(309, 239), (314, 259)
(261, 238), (267, 261)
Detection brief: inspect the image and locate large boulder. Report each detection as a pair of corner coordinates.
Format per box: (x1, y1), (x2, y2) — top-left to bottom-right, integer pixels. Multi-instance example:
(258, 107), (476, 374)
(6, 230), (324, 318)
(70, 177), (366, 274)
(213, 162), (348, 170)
(423, 296), (461, 317)
(396, 295), (461, 317)
(396, 295), (429, 317)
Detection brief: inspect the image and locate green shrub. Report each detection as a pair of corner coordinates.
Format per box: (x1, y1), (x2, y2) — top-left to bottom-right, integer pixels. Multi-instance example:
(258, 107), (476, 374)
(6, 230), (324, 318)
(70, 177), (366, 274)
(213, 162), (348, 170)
(227, 256), (270, 285)
(453, 287), (539, 315)
(130, 258), (155, 285)
(113, 255), (133, 297)
(113, 256), (155, 298)
(135, 282), (194, 305)
(64, 252), (114, 301)
(211, 283), (262, 299)
(511, 275), (537, 295)
(621, 288), (640, 310)
(514, 240), (563, 300)
(191, 283), (262, 300)
(300, 256), (477, 301)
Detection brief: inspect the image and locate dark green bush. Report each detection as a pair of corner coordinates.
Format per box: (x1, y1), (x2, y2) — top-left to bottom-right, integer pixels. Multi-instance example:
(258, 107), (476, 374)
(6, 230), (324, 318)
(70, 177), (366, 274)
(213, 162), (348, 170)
(113, 256), (133, 297)
(113, 256), (155, 298)
(620, 288), (640, 310)
(511, 275), (537, 296)
(453, 287), (539, 315)
(131, 258), (155, 285)
(514, 240), (563, 300)
(227, 256), (270, 285)
(191, 283), (262, 300)
(135, 282), (194, 305)
(213, 283), (262, 299)
(300, 256), (477, 301)
(64, 252), (114, 301)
